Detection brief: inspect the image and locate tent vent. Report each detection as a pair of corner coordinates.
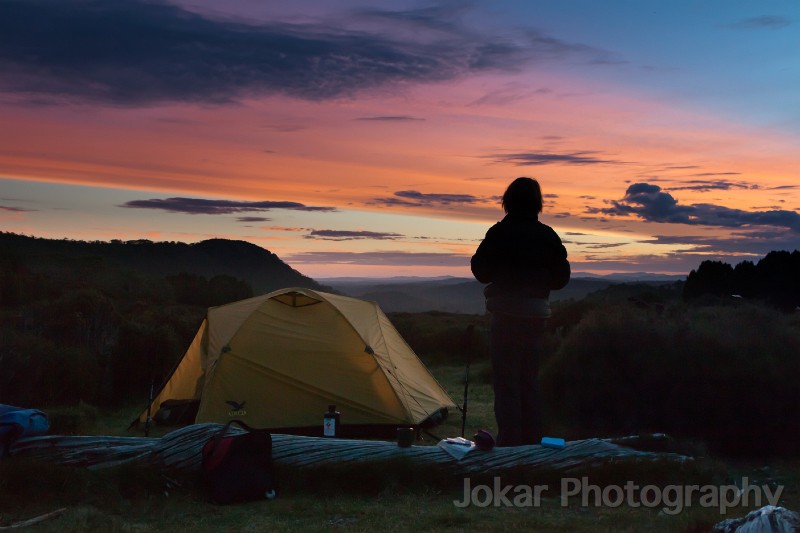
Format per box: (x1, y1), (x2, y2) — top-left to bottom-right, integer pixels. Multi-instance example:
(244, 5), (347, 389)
(273, 291), (323, 308)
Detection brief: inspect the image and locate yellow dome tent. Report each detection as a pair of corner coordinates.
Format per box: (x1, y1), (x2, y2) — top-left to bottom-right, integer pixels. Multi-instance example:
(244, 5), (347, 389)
(135, 287), (456, 437)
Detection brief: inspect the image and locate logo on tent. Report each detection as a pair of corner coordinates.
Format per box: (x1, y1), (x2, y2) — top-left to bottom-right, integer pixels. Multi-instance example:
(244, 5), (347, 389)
(226, 400), (247, 417)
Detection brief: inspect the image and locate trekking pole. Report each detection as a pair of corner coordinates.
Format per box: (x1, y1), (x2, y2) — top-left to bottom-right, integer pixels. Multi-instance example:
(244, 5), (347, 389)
(144, 378), (154, 437)
(460, 324), (475, 438)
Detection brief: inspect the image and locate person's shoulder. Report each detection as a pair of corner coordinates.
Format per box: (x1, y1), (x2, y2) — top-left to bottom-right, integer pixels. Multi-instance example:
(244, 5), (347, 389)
(536, 220), (558, 232)
(484, 219), (505, 235)
(534, 220), (565, 241)
(527, 217), (552, 231)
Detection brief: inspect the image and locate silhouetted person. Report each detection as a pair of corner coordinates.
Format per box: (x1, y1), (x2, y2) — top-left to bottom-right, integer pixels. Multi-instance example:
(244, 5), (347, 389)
(471, 177), (570, 446)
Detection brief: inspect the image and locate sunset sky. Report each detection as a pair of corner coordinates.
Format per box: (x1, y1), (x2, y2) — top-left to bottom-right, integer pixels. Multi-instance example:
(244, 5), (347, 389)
(1, 0), (799, 279)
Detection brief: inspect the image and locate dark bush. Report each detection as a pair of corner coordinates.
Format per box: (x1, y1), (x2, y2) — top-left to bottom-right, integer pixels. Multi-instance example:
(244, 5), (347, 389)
(0, 333), (102, 406)
(107, 321), (183, 405)
(541, 302), (800, 455)
(388, 312), (490, 365)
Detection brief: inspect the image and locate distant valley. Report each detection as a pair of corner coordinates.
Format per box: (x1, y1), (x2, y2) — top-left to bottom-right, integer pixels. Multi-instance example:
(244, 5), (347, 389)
(1, 232), (686, 315)
(322, 274), (685, 315)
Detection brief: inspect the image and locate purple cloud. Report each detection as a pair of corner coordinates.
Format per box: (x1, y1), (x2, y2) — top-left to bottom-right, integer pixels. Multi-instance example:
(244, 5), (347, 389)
(305, 230), (404, 241)
(0, 0), (619, 106)
(485, 151), (628, 166)
(121, 197), (335, 215)
(370, 190), (488, 208)
(597, 183), (800, 232)
(285, 250), (469, 267)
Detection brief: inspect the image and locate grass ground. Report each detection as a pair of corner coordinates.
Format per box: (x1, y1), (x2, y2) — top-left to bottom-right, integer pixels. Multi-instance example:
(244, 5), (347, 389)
(1, 362), (798, 532)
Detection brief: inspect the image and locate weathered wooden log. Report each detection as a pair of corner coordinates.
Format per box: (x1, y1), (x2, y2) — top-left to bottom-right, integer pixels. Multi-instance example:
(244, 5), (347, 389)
(10, 423), (689, 475)
(10, 434), (159, 469)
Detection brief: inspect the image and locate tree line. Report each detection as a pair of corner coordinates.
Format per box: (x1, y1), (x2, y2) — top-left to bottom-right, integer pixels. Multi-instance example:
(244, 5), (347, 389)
(683, 250), (800, 311)
(0, 232), (321, 408)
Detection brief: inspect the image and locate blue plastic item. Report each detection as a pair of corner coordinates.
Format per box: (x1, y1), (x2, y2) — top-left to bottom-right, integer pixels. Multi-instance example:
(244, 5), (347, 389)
(540, 436), (566, 449)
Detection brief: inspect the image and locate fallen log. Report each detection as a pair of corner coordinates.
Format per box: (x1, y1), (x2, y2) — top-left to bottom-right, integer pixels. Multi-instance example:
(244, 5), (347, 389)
(10, 423), (689, 475)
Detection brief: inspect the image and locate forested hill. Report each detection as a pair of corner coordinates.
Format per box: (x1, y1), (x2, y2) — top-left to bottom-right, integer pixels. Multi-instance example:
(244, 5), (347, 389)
(0, 232), (322, 294)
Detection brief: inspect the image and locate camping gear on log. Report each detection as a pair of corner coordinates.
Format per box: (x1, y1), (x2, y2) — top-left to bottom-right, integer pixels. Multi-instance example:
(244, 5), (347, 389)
(323, 405), (340, 438)
(201, 420), (277, 504)
(11, 424), (690, 476)
(132, 288), (456, 438)
(541, 437), (566, 449)
(396, 427), (415, 448)
(473, 429), (495, 451)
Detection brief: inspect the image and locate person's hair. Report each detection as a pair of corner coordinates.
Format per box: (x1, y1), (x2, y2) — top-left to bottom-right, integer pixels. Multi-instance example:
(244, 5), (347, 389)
(501, 177), (543, 215)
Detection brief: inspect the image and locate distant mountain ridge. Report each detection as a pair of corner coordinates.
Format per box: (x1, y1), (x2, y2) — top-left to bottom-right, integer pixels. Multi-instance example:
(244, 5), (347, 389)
(323, 276), (684, 314)
(0, 233), (322, 294)
(1, 232), (685, 313)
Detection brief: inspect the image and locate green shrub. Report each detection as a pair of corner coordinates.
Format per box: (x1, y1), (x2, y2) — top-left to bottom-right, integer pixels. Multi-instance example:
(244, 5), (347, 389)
(388, 312), (490, 365)
(108, 320), (183, 405)
(0, 333), (102, 406)
(541, 302), (800, 456)
(47, 402), (100, 435)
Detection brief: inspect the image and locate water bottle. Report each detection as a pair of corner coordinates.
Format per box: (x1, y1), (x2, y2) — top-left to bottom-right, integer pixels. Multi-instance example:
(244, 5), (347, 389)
(323, 405), (340, 437)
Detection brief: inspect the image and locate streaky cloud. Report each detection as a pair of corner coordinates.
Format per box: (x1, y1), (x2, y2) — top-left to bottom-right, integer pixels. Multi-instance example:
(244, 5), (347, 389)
(305, 229), (404, 241)
(285, 250), (469, 267)
(354, 115), (425, 121)
(470, 84), (552, 106)
(359, 5), (622, 65)
(120, 197), (335, 215)
(485, 151), (628, 166)
(728, 16), (792, 30)
(0, 205), (35, 213)
(585, 242), (627, 249)
(355, 4), (473, 34)
(668, 179), (754, 192)
(370, 190), (489, 208)
(688, 172), (741, 177)
(643, 231), (800, 256)
(0, 0), (618, 106)
(237, 216), (272, 222)
(260, 226), (310, 232)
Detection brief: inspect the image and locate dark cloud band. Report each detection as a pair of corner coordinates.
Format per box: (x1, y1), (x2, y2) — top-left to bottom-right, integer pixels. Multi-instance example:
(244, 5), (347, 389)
(0, 205), (35, 213)
(285, 250), (469, 267)
(354, 116), (425, 121)
(120, 197), (335, 215)
(370, 190), (488, 208)
(0, 0), (618, 106)
(597, 183), (800, 232)
(306, 230), (403, 241)
(485, 151), (628, 166)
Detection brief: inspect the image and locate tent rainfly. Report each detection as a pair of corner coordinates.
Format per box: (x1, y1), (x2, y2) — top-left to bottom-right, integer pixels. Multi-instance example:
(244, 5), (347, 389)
(135, 287), (457, 437)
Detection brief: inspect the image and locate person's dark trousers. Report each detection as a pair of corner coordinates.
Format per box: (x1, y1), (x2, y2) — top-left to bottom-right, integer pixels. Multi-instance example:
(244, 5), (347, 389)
(490, 313), (546, 447)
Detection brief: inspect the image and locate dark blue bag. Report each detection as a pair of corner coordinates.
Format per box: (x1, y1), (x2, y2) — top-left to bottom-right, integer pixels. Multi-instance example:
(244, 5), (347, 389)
(0, 404), (49, 457)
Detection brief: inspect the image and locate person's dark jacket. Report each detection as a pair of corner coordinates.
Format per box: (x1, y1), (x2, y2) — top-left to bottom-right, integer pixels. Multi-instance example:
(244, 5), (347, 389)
(471, 213), (570, 317)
